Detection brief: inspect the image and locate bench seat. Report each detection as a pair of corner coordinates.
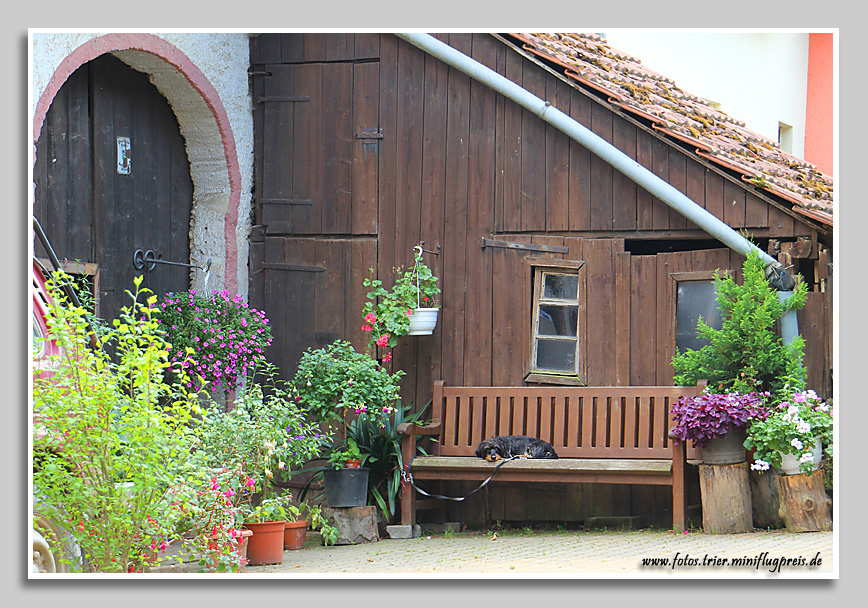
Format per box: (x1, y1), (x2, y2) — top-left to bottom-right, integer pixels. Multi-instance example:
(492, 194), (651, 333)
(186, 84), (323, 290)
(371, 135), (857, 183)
(407, 456), (676, 484)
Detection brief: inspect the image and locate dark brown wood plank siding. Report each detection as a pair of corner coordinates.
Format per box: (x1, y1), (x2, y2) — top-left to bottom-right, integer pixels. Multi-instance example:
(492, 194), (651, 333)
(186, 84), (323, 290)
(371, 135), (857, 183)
(250, 32), (830, 410)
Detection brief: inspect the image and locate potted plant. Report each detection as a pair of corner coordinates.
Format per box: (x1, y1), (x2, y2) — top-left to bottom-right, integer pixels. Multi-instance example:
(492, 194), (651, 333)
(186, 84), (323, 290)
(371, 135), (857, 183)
(362, 245), (440, 362)
(745, 389), (833, 475)
(327, 437), (365, 469)
(670, 390), (770, 464)
(345, 400), (430, 525)
(193, 364), (325, 564)
(155, 288), (273, 397)
(239, 495), (291, 565)
(293, 340), (405, 507)
(283, 502), (339, 550)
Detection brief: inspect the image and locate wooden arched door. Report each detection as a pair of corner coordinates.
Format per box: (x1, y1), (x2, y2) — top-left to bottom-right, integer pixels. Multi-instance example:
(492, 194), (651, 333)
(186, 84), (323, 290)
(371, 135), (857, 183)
(34, 53), (193, 323)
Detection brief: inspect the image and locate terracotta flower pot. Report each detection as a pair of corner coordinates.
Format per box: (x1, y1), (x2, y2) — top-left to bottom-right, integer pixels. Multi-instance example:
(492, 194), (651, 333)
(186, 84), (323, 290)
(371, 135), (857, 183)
(243, 521), (285, 565)
(236, 528), (253, 560)
(344, 459), (362, 469)
(284, 520), (308, 550)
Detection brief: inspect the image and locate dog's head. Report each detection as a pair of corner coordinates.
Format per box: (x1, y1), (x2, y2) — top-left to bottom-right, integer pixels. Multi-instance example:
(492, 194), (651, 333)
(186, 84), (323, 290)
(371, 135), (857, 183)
(475, 437), (503, 462)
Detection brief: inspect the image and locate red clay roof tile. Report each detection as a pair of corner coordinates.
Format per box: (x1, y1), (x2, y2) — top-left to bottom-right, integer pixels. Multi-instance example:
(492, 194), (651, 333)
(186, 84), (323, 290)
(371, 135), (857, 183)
(509, 32), (833, 227)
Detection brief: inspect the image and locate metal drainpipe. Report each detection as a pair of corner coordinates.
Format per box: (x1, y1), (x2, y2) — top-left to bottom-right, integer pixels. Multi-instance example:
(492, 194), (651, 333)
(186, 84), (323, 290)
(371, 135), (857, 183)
(396, 32), (800, 341)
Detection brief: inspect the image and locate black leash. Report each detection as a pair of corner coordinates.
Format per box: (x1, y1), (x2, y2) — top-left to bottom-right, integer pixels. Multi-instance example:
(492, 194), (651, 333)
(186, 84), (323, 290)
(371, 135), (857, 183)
(401, 455), (521, 502)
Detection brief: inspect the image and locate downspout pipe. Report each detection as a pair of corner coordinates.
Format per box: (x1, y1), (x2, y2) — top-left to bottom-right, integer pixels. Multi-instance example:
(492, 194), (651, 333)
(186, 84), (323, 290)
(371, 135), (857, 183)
(397, 32), (800, 340)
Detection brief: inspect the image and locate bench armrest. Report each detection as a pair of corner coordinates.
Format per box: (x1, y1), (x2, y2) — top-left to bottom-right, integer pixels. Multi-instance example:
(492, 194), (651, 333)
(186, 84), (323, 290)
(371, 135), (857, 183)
(397, 420), (442, 436)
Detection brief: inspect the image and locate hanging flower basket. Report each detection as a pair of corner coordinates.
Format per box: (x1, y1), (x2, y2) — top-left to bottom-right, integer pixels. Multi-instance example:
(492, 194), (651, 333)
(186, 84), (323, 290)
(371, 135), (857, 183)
(362, 245), (441, 353)
(407, 307), (439, 335)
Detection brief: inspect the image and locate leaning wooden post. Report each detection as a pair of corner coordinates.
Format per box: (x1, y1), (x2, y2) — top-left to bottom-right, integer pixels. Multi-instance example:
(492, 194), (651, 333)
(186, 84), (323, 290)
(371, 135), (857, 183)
(777, 471), (832, 532)
(698, 462), (753, 533)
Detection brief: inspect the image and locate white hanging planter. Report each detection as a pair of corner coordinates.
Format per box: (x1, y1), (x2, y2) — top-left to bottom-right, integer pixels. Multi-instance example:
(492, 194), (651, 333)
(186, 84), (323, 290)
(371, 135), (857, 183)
(776, 438), (823, 475)
(407, 307), (439, 335)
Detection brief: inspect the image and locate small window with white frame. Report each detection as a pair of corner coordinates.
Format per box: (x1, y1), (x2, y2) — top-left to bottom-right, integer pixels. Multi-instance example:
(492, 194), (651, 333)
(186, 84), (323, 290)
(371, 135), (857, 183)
(526, 258), (586, 385)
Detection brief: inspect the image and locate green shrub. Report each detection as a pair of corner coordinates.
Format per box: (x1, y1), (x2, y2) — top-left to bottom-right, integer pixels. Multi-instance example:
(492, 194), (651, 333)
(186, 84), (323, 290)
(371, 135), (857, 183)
(672, 249), (807, 401)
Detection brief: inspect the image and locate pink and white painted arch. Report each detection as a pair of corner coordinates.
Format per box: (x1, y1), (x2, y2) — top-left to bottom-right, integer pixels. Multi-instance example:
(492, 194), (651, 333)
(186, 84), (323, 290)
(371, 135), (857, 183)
(32, 33), (242, 295)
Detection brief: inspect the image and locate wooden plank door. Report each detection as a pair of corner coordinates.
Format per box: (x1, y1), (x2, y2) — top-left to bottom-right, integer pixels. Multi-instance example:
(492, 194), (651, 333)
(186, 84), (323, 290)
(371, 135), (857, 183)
(251, 60), (380, 380)
(34, 54), (193, 323)
(254, 61), (379, 237)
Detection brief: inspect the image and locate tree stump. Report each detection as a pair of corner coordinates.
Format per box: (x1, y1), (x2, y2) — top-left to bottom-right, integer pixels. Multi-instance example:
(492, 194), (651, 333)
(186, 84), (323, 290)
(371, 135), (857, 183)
(777, 471), (832, 532)
(749, 468), (783, 529)
(699, 462), (753, 534)
(322, 505), (380, 545)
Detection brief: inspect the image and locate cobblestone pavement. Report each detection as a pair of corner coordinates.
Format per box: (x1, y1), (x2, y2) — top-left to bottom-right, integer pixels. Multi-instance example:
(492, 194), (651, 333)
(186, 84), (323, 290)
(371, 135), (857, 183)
(241, 528), (835, 577)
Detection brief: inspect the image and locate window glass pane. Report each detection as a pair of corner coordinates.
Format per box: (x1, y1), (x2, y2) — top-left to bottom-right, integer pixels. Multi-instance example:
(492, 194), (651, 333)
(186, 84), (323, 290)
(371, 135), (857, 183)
(538, 305), (578, 337)
(536, 338), (577, 372)
(543, 273), (578, 301)
(676, 281), (723, 353)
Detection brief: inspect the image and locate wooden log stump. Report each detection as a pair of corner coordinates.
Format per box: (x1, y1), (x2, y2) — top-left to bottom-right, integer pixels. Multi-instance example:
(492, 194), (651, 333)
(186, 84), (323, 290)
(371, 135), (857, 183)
(699, 462), (753, 534)
(777, 471), (832, 532)
(749, 468), (783, 529)
(323, 505), (380, 545)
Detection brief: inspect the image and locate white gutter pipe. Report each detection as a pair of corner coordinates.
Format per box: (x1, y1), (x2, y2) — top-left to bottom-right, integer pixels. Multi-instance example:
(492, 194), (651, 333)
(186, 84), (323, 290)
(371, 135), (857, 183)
(396, 33), (800, 339)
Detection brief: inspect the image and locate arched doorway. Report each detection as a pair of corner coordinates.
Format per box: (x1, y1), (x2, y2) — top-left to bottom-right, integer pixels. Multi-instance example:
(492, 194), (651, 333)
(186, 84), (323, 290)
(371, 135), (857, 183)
(34, 53), (194, 322)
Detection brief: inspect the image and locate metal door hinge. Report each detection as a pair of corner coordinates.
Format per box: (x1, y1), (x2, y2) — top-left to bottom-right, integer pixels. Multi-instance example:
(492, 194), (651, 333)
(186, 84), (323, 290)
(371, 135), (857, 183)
(255, 96), (311, 103)
(355, 128), (384, 140)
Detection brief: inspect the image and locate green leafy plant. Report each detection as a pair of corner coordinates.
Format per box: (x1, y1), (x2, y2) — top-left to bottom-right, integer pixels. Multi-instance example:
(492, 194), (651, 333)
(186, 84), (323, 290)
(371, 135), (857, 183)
(194, 364), (325, 522)
(362, 247), (440, 357)
(244, 494), (292, 524)
(345, 400), (430, 523)
(32, 273), (200, 573)
(327, 437), (364, 470)
(671, 249), (808, 401)
(155, 289), (273, 395)
(161, 465), (246, 572)
(285, 502), (339, 546)
(293, 339), (405, 436)
(745, 389), (833, 474)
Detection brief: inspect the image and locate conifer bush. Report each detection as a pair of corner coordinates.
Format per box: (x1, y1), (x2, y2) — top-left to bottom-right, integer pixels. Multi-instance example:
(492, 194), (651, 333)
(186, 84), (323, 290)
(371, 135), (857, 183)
(671, 249), (808, 402)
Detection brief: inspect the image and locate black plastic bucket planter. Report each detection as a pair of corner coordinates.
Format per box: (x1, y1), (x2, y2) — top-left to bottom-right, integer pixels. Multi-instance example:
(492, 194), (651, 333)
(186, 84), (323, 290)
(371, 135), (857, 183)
(323, 468), (369, 507)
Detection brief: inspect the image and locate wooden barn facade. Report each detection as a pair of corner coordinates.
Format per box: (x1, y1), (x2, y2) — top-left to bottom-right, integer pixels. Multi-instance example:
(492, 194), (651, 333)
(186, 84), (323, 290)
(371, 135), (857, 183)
(248, 33), (833, 527)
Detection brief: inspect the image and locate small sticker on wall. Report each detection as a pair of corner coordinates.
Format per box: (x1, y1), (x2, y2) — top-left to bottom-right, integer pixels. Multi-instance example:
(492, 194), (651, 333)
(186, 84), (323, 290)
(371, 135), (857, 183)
(117, 137), (131, 174)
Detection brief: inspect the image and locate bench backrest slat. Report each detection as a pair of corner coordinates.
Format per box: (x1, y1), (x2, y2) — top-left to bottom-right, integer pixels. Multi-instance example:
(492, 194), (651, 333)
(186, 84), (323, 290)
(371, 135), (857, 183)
(433, 383), (702, 459)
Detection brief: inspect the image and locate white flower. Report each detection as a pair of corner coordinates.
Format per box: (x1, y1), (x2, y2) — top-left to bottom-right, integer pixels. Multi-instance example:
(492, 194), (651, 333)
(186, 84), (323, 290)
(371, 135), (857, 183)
(799, 452), (814, 464)
(796, 420), (812, 434)
(751, 459), (770, 471)
(790, 438), (803, 451)
(278, 460), (286, 470)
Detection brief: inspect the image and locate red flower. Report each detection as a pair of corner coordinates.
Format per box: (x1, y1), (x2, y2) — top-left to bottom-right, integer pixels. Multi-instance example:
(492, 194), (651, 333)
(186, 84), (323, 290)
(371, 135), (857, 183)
(383, 352), (392, 363)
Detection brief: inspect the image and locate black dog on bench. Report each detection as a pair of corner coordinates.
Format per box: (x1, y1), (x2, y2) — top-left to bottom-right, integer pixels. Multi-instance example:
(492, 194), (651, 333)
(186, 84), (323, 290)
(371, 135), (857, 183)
(475, 435), (559, 461)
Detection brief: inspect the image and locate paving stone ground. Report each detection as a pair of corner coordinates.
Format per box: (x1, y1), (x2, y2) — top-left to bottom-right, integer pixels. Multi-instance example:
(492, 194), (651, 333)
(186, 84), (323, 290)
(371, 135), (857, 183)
(239, 528), (835, 577)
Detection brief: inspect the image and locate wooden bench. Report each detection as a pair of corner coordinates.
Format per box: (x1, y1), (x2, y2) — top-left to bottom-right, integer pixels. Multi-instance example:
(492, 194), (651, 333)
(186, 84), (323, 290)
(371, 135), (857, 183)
(399, 381), (705, 533)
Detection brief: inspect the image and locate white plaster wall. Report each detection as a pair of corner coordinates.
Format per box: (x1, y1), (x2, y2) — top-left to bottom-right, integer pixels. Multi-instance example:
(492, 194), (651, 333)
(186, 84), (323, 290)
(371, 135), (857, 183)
(30, 31), (254, 299)
(603, 31), (810, 160)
